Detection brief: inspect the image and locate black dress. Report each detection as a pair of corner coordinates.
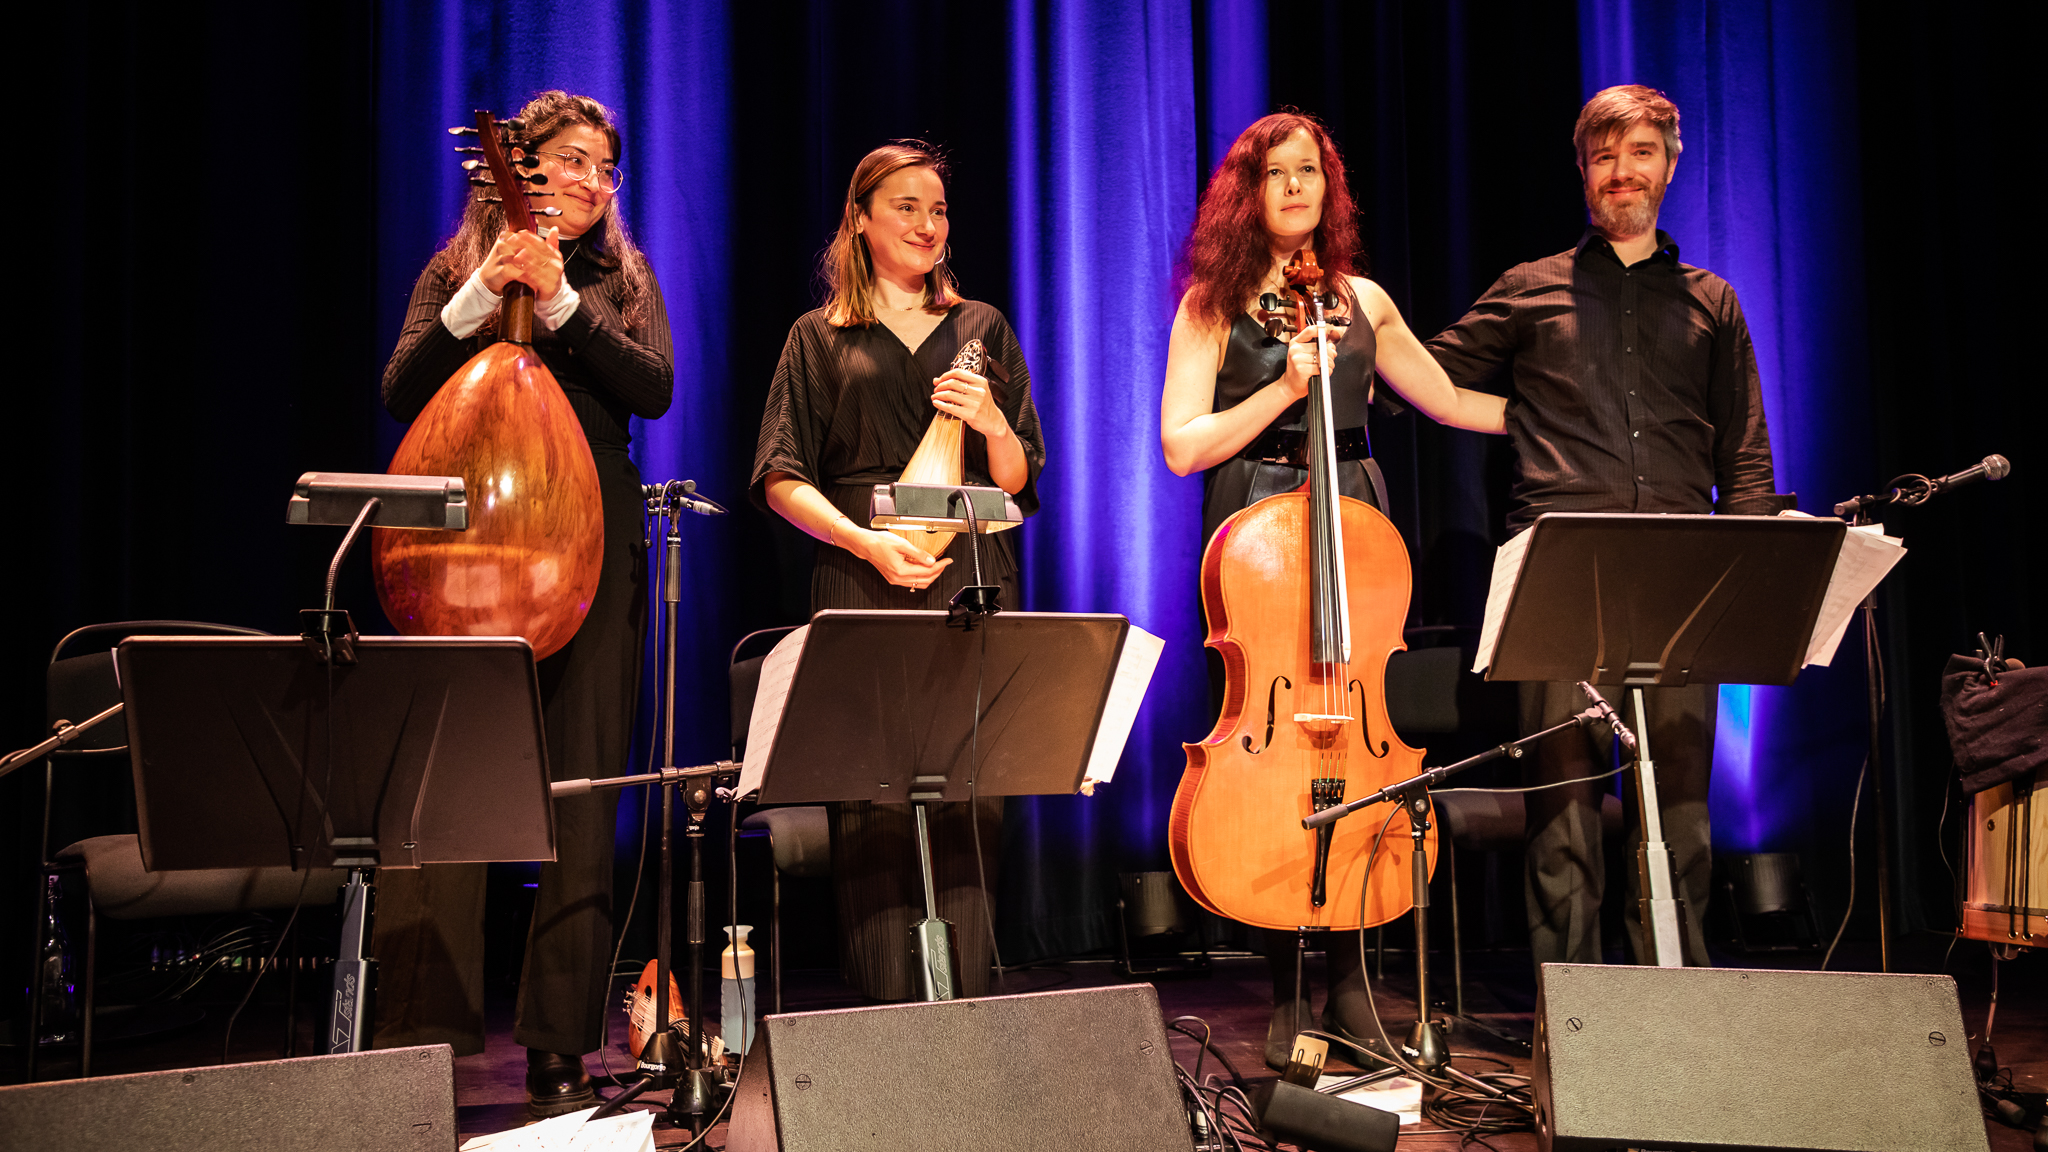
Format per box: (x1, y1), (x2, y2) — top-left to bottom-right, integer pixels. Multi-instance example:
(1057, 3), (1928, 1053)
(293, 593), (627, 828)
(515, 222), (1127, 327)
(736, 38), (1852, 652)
(373, 239), (673, 1057)
(1197, 291), (1388, 1042)
(1201, 292), (1383, 546)
(751, 300), (1045, 1000)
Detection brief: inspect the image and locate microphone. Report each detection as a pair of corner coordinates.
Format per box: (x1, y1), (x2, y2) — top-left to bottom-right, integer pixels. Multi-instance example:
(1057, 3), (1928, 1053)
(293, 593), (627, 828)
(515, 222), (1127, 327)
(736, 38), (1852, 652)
(1576, 681), (1637, 752)
(1930, 454), (2010, 494)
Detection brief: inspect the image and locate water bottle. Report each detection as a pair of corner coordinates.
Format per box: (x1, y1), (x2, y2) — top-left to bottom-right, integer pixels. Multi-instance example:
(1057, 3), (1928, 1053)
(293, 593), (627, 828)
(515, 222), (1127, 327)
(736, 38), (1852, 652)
(720, 924), (756, 1056)
(38, 874), (77, 1044)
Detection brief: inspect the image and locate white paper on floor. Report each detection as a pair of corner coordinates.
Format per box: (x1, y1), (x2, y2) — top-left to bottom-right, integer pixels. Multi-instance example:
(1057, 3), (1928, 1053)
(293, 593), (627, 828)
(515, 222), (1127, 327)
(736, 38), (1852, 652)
(1314, 1073), (1424, 1125)
(459, 1106), (657, 1152)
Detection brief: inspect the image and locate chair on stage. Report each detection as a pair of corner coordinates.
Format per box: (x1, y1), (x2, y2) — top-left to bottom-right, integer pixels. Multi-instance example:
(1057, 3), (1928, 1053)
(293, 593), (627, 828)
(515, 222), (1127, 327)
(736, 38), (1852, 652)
(1385, 636), (1622, 1019)
(25, 622), (347, 1081)
(729, 626), (831, 1014)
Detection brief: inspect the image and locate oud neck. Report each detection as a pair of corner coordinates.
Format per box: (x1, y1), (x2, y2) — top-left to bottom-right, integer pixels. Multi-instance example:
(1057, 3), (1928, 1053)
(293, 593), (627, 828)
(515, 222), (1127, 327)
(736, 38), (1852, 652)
(501, 283), (536, 344)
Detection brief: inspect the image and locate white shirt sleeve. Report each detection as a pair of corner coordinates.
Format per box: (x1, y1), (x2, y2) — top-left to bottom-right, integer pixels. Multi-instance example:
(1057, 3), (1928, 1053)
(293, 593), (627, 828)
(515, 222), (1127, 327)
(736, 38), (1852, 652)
(439, 270), (502, 339)
(535, 280), (583, 331)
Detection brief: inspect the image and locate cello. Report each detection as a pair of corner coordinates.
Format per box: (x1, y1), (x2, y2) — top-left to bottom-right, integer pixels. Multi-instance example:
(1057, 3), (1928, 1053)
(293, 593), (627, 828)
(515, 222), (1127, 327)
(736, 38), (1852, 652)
(1168, 248), (1433, 932)
(371, 111), (606, 661)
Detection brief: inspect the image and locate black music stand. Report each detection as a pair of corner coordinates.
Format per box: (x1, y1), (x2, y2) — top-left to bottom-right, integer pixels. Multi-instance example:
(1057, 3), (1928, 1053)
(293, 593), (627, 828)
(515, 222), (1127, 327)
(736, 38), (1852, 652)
(113, 634), (554, 1053)
(1478, 513), (1846, 966)
(740, 609), (1160, 999)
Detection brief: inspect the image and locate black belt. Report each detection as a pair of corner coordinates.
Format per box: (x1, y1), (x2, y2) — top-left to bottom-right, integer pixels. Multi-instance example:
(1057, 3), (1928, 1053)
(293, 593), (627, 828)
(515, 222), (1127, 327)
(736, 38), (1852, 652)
(1238, 425), (1372, 469)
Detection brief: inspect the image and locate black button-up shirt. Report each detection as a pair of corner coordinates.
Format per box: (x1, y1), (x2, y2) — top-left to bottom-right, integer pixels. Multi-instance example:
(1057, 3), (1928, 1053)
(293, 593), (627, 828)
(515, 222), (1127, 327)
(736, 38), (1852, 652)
(1427, 230), (1776, 535)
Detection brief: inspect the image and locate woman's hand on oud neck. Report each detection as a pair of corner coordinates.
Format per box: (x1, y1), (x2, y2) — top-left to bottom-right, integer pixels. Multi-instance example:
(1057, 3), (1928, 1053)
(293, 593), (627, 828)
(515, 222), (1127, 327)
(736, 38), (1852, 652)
(479, 230), (566, 300)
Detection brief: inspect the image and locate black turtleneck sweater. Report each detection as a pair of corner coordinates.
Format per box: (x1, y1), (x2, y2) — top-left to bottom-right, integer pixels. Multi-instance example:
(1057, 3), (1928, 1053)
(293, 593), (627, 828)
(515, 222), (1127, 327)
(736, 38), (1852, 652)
(381, 237), (673, 452)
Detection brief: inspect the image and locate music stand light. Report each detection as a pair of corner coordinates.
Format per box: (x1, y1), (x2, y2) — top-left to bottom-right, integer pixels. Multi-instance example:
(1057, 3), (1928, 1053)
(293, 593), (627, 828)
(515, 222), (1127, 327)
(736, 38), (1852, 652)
(287, 471), (468, 530)
(286, 471), (466, 664)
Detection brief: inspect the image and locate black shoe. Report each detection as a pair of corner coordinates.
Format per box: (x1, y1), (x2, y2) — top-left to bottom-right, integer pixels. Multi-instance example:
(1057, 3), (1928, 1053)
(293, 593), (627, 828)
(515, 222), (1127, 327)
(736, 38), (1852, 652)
(1265, 998), (1315, 1071)
(1319, 1009), (1392, 1067)
(526, 1048), (598, 1119)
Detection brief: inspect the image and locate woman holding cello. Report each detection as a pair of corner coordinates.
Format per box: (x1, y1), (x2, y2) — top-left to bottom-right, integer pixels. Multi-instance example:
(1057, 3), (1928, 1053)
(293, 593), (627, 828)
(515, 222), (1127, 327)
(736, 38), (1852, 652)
(752, 140), (1044, 1001)
(374, 91), (672, 1117)
(1161, 112), (1502, 1068)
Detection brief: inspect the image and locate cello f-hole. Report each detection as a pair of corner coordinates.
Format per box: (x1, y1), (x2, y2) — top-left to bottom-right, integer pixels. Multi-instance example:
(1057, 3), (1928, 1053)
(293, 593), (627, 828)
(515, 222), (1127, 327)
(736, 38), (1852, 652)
(1241, 674), (1293, 754)
(1349, 679), (1391, 759)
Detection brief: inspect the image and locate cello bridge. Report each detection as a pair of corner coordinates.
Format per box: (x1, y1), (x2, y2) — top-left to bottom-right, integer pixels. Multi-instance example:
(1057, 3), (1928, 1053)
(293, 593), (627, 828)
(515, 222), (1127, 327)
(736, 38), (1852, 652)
(1293, 712), (1354, 738)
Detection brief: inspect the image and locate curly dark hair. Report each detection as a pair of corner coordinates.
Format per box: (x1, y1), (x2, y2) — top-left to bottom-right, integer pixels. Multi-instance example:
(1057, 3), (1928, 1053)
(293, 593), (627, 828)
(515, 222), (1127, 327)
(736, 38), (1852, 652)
(430, 90), (655, 330)
(1175, 111), (1362, 331)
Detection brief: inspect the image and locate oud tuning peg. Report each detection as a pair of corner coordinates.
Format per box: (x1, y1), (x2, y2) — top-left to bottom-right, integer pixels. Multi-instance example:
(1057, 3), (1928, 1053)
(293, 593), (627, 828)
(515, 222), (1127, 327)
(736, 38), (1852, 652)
(453, 147), (483, 155)
(533, 206), (562, 217)
(527, 190), (556, 198)
(469, 177), (496, 188)
(520, 171), (550, 184)
(514, 156), (540, 169)
(500, 118), (525, 131)
(448, 125), (480, 136)
(474, 193), (503, 204)
(461, 159), (483, 171)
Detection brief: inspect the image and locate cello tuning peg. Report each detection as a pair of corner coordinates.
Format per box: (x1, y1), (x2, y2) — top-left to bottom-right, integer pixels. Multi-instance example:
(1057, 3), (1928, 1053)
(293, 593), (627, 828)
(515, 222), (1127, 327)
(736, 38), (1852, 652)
(1258, 292), (1282, 310)
(448, 125), (480, 136)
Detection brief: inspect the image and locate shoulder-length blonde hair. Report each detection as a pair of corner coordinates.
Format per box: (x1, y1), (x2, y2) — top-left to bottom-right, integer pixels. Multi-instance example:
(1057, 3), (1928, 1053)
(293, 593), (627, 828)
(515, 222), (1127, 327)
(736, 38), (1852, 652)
(821, 140), (964, 327)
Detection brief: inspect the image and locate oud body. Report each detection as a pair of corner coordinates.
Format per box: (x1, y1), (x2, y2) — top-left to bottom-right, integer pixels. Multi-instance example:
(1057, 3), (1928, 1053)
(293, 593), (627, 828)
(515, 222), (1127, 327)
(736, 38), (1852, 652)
(371, 110), (605, 662)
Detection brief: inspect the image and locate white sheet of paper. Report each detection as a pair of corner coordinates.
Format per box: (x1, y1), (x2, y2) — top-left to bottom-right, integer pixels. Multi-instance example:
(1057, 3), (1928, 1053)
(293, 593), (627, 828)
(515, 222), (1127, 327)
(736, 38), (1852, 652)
(1318, 1073), (1423, 1125)
(456, 1107), (656, 1152)
(1471, 528), (1535, 674)
(737, 625), (809, 798)
(1801, 522), (1906, 667)
(1080, 623), (1164, 789)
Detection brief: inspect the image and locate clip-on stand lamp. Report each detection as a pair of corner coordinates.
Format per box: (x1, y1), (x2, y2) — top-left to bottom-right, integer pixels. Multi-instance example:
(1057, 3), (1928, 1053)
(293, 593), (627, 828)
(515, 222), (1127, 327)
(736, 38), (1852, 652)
(870, 481), (1021, 626)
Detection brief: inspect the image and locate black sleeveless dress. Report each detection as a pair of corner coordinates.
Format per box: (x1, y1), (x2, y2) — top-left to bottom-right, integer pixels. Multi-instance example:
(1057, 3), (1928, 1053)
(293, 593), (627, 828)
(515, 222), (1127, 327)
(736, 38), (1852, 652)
(1201, 294), (1385, 545)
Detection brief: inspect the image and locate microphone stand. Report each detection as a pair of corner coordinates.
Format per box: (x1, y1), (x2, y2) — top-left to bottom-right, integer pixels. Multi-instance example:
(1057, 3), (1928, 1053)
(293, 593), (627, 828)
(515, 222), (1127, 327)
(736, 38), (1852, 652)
(1829, 455), (2009, 972)
(1303, 684), (1631, 1092)
(574, 479), (731, 1133)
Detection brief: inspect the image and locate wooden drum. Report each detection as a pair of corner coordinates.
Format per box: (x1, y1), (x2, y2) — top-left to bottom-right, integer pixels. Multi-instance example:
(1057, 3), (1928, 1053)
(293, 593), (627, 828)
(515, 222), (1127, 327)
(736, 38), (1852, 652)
(1960, 766), (2046, 948)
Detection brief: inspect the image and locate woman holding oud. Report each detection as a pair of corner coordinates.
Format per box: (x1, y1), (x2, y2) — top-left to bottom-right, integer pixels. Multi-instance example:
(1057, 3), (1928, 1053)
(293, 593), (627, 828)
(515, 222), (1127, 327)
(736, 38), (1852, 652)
(374, 91), (672, 1117)
(751, 141), (1044, 1000)
(1160, 112), (1503, 1068)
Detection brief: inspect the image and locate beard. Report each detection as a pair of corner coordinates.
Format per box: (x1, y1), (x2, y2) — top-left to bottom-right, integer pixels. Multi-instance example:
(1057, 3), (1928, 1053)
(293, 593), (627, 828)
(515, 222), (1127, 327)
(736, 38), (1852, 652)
(1585, 178), (1665, 237)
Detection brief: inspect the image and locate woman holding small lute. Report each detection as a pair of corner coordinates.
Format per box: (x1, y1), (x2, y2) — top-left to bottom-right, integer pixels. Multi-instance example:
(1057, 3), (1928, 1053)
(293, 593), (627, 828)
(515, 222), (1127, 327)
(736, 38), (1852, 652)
(751, 140), (1044, 1000)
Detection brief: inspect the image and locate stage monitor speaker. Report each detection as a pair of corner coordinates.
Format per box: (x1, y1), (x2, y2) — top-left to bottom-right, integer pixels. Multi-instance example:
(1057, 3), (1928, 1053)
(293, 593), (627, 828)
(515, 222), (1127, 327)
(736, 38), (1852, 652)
(0, 1043), (457, 1152)
(726, 983), (1195, 1152)
(1533, 963), (1987, 1152)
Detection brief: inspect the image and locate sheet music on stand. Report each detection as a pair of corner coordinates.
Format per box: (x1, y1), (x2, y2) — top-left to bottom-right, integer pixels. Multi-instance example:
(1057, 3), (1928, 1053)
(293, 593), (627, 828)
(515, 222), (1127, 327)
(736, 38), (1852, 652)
(738, 610), (1163, 802)
(1473, 512), (1906, 682)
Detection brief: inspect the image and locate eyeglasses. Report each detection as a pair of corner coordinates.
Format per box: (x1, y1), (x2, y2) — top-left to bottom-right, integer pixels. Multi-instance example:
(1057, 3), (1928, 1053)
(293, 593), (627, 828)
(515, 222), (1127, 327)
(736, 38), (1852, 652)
(532, 150), (624, 194)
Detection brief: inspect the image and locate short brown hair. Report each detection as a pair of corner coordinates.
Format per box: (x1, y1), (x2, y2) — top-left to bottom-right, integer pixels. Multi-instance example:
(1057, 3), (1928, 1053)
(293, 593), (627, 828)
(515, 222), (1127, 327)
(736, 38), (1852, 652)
(821, 141), (964, 327)
(1574, 84), (1682, 169)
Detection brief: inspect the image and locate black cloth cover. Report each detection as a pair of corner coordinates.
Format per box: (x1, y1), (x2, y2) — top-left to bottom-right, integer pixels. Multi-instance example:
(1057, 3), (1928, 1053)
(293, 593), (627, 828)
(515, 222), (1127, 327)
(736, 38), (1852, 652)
(1940, 655), (2048, 794)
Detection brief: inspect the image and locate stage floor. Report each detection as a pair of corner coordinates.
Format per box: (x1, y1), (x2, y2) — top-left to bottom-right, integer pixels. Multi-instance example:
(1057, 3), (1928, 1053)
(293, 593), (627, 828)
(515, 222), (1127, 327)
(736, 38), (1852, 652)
(10, 937), (2042, 1149)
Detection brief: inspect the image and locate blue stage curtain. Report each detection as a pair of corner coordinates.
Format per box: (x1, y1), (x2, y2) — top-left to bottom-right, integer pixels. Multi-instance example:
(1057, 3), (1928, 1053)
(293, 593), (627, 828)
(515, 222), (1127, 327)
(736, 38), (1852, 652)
(1001, 0), (1206, 960)
(371, 0), (737, 781)
(1577, 1), (1873, 902)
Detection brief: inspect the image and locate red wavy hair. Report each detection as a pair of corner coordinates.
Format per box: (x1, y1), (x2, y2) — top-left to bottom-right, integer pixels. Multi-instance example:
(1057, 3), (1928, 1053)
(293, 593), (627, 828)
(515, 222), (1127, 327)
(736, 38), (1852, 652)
(1176, 112), (1362, 331)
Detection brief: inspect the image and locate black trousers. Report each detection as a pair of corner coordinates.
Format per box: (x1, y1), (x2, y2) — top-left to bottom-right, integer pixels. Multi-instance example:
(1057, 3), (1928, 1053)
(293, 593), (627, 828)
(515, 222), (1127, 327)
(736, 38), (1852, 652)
(372, 452), (648, 1057)
(1519, 680), (1716, 968)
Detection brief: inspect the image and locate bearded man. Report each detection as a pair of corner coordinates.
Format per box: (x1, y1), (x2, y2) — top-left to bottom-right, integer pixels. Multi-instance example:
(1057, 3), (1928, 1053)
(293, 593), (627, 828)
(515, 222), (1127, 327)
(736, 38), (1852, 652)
(1426, 85), (1777, 969)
